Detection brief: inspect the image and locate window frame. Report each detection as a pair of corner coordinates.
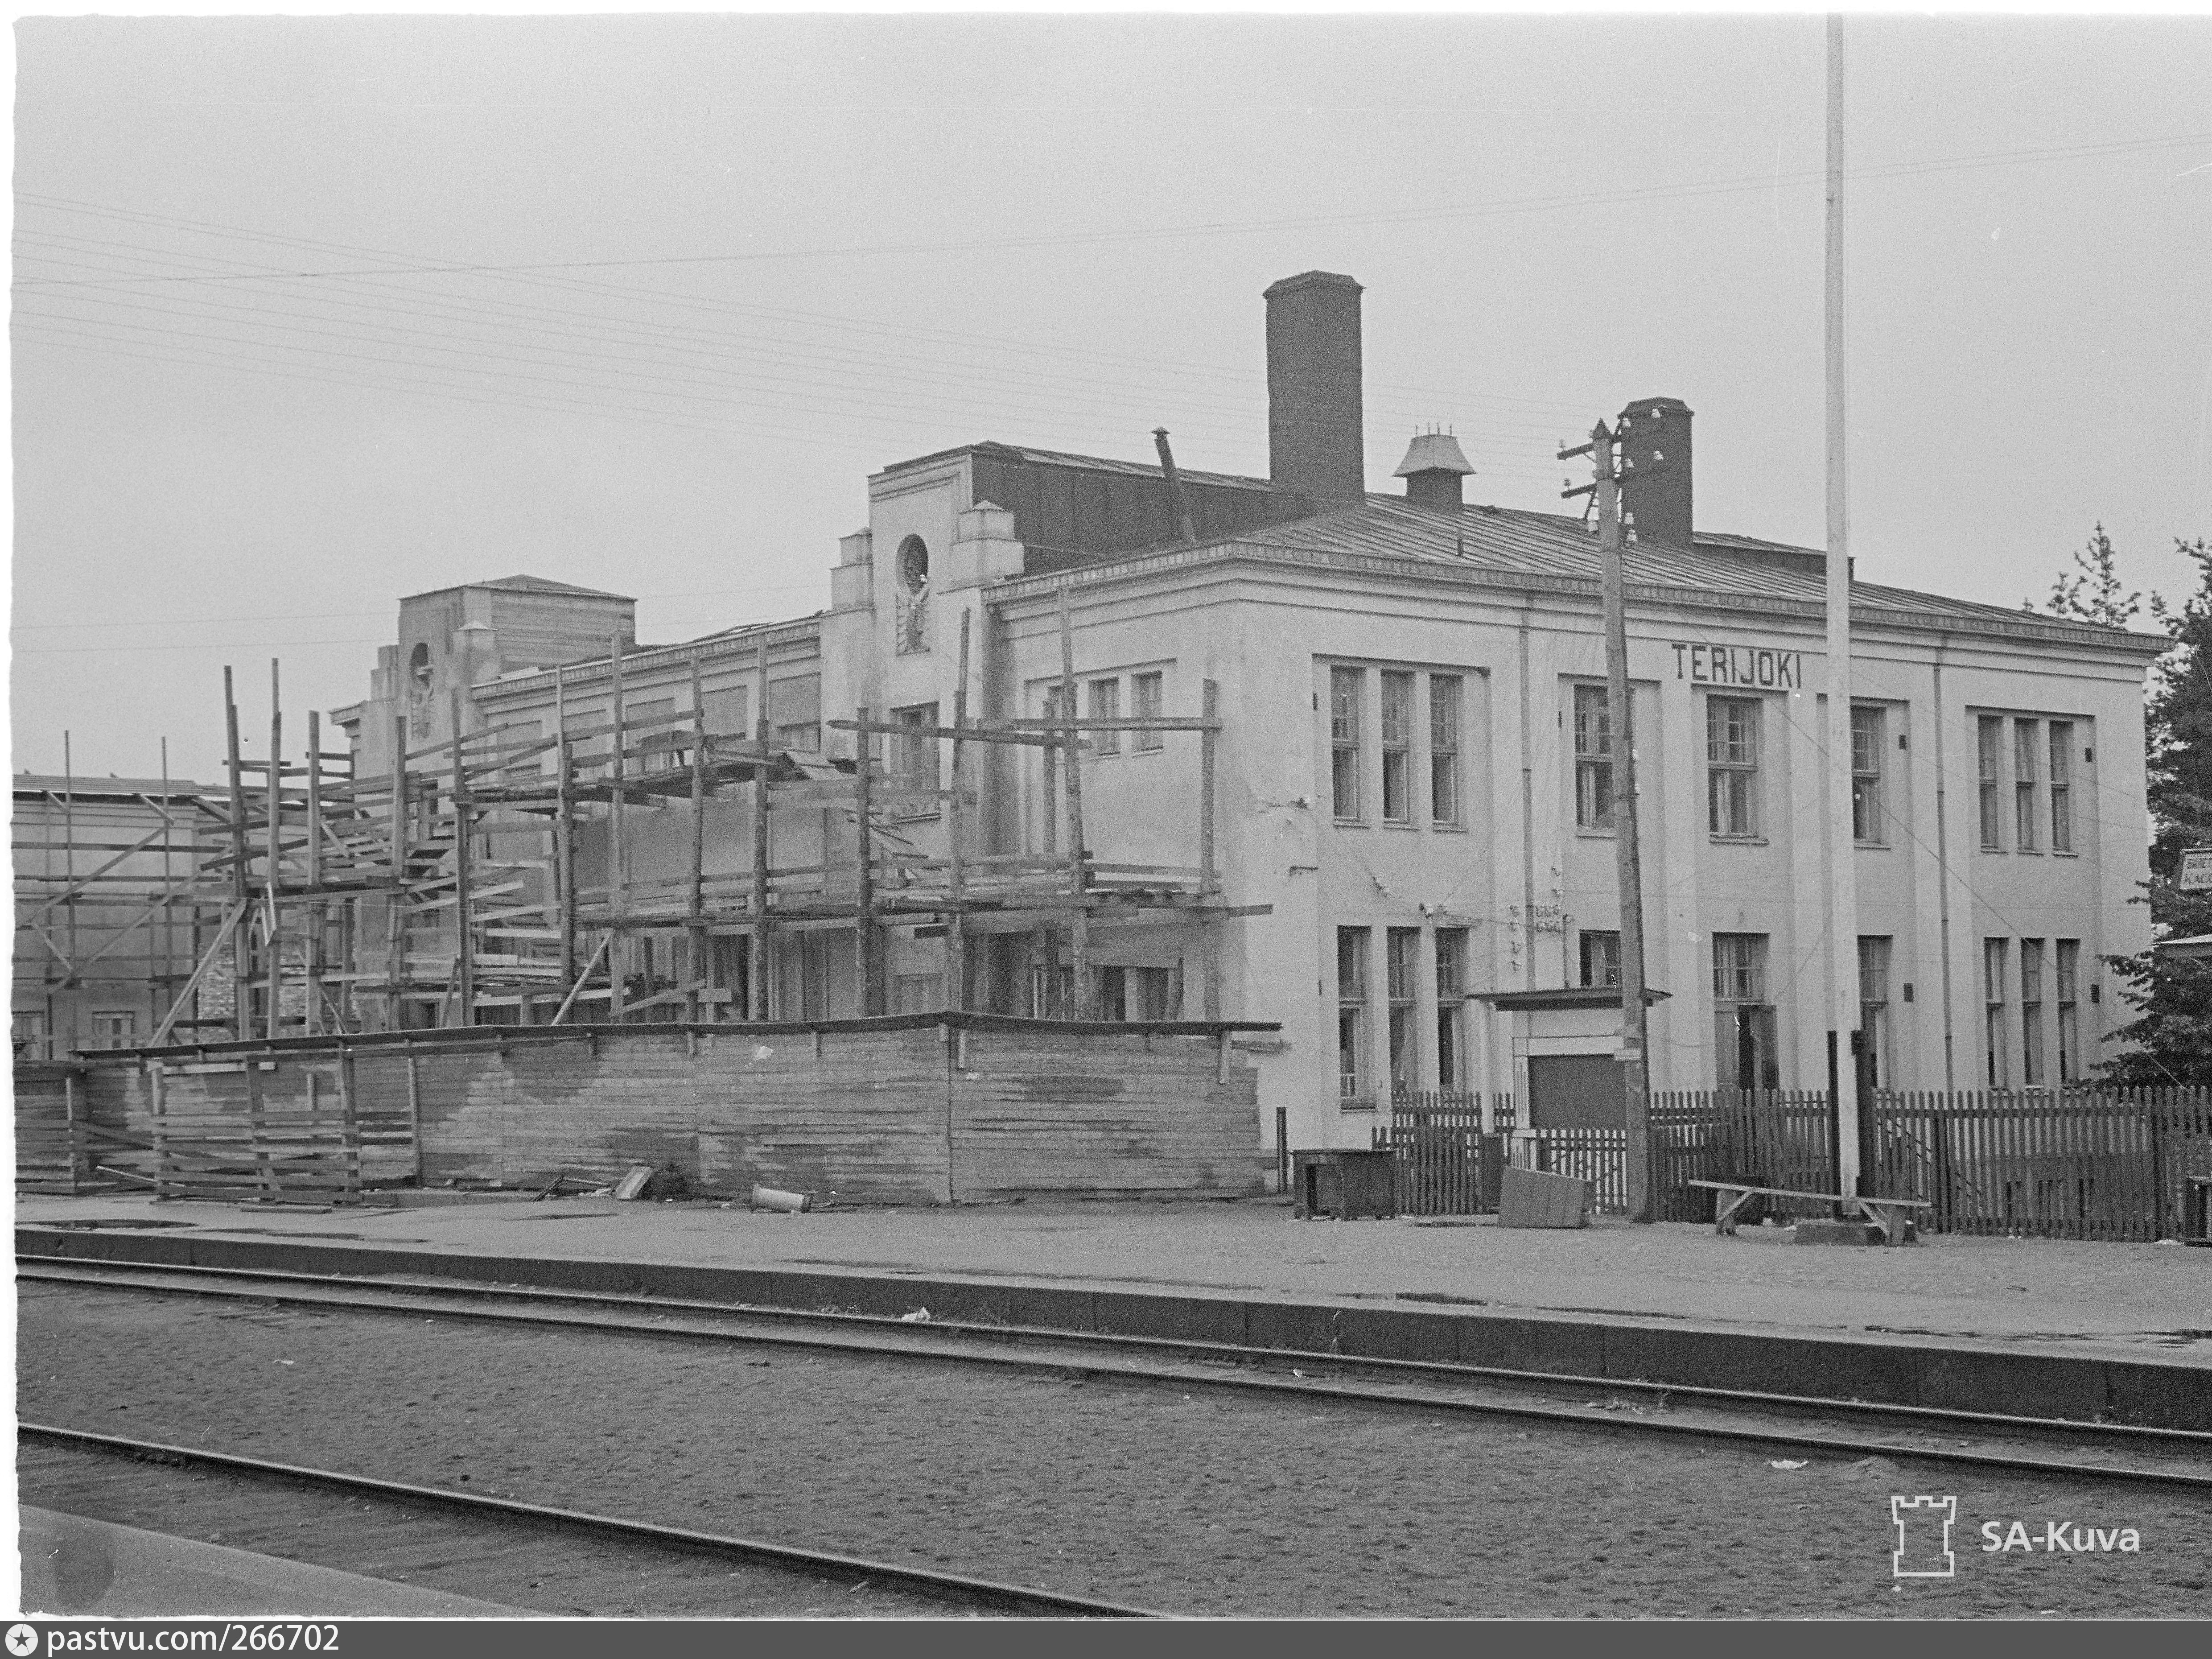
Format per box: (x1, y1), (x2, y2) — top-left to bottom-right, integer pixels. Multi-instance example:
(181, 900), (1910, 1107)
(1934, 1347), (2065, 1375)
(1984, 937), (2010, 1089)
(1434, 926), (1470, 1095)
(1386, 926), (1419, 1094)
(1850, 704), (1885, 845)
(2048, 721), (2074, 853)
(1579, 929), (1622, 990)
(1380, 671), (1414, 824)
(1130, 671), (1165, 754)
(1429, 674), (1463, 827)
(2013, 718), (2040, 852)
(1706, 696), (1761, 839)
(1336, 925), (1371, 1104)
(1977, 716), (2005, 850)
(890, 702), (942, 818)
(1572, 683), (1615, 833)
(1088, 677), (1121, 758)
(1330, 667), (1364, 823)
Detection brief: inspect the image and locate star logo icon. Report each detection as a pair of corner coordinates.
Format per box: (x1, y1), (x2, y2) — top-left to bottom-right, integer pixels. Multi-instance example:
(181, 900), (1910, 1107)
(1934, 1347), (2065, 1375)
(8, 1622), (41, 1657)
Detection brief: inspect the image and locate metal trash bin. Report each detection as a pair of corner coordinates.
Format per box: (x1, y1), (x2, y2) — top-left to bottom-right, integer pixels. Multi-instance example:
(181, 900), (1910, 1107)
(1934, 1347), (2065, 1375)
(2187, 1176), (2212, 1247)
(1292, 1148), (1396, 1220)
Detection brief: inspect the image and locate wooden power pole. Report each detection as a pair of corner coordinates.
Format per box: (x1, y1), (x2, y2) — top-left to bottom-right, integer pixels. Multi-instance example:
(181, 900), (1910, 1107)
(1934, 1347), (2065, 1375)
(1562, 420), (1655, 1223)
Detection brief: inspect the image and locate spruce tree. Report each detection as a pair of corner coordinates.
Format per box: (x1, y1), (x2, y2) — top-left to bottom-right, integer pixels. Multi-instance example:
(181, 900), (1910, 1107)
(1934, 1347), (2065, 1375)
(2101, 536), (2212, 1084)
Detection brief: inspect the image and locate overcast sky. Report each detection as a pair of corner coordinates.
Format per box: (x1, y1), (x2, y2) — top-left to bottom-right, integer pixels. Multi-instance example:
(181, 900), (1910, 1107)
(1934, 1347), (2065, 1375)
(11, 11), (2212, 784)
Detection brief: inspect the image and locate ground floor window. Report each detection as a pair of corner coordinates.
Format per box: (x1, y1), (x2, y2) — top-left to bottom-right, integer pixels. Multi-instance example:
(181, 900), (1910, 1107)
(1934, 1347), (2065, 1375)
(1097, 965), (1179, 1021)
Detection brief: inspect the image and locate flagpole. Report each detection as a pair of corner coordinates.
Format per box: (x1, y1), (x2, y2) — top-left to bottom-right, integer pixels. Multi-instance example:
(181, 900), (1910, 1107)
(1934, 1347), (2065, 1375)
(1826, 13), (1865, 1197)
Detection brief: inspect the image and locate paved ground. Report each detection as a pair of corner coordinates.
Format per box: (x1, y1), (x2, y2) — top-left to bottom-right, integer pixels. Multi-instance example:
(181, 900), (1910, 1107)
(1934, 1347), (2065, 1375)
(21, 1190), (2211, 1363)
(21, 1281), (2211, 1618)
(19, 1506), (524, 1617)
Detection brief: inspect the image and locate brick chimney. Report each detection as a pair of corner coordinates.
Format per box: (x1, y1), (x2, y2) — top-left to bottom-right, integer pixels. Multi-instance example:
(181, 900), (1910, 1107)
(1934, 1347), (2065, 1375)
(1265, 271), (1365, 512)
(1616, 396), (1693, 550)
(1393, 430), (1474, 512)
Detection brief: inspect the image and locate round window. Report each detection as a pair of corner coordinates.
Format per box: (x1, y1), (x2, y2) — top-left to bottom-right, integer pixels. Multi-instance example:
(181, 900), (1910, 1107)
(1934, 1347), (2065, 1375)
(898, 535), (930, 594)
(410, 642), (433, 689)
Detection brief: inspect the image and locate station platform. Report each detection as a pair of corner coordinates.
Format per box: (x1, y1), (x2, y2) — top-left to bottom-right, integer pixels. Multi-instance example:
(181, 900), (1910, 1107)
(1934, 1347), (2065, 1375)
(18, 1506), (524, 1617)
(18, 1191), (2211, 1428)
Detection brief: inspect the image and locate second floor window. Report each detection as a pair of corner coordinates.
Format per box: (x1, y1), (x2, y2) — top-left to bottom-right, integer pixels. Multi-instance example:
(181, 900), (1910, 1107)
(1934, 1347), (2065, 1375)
(1850, 705), (1884, 843)
(2048, 721), (2074, 852)
(1977, 716), (2004, 849)
(1429, 675), (1462, 825)
(1579, 929), (1621, 990)
(891, 703), (940, 802)
(2014, 718), (2040, 850)
(1380, 672), (1414, 823)
(1088, 678), (1120, 757)
(1131, 671), (1165, 753)
(1573, 684), (1613, 830)
(1707, 697), (1759, 838)
(1330, 667), (1363, 821)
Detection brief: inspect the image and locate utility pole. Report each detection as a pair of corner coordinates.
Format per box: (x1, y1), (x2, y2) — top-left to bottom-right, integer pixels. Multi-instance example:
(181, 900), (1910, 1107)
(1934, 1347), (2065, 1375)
(1561, 420), (1654, 1222)
(1826, 12), (1866, 1197)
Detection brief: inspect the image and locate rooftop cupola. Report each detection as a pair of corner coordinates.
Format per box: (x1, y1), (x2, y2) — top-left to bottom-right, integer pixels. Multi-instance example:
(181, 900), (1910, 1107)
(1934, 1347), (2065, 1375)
(1393, 429), (1475, 512)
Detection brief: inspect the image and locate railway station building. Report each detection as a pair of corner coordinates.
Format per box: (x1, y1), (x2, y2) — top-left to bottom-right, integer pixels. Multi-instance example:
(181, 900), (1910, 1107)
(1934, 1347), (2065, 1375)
(328, 270), (2166, 1156)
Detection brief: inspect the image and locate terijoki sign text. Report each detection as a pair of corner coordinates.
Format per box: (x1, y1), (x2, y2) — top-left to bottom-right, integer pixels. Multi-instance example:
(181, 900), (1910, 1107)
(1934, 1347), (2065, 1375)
(1671, 642), (1805, 689)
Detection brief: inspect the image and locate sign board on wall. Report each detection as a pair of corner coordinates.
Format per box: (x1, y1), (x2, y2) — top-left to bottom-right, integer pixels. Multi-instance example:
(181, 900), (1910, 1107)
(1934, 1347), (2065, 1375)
(1670, 642), (1806, 689)
(2180, 847), (2212, 893)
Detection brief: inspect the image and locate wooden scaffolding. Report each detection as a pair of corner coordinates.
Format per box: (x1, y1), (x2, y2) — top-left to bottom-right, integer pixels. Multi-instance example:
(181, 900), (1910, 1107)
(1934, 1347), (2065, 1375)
(155, 594), (1241, 1040)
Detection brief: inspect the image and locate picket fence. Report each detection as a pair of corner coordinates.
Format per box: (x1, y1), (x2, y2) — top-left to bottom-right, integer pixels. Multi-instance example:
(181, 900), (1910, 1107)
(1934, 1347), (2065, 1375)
(1370, 1086), (2212, 1239)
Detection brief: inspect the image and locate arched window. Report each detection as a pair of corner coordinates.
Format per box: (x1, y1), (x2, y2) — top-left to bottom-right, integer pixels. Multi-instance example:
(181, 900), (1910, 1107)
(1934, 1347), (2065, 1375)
(895, 535), (931, 653)
(409, 642), (433, 690)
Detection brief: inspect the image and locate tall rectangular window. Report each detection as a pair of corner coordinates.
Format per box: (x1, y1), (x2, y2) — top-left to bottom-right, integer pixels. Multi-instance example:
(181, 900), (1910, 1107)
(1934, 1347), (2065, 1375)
(2014, 718), (2040, 850)
(2020, 938), (2045, 1087)
(2048, 721), (2074, 852)
(1712, 934), (1776, 1093)
(1429, 675), (1462, 826)
(1984, 937), (2010, 1088)
(1713, 933), (1765, 1004)
(1573, 684), (1613, 830)
(1386, 927), (1419, 1094)
(1380, 671), (1413, 823)
(1707, 697), (1759, 837)
(1977, 716), (2004, 850)
(1131, 671), (1165, 753)
(2056, 938), (2081, 1082)
(1435, 927), (1469, 1093)
(1088, 677), (1120, 757)
(1850, 705), (1884, 843)
(1336, 926), (1370, 1102)
(1579, 929), (1622, 989)
(1858, 936), (1892, 1090)
(1330, 668), (1363, 821)
(892, 703), (940, 795)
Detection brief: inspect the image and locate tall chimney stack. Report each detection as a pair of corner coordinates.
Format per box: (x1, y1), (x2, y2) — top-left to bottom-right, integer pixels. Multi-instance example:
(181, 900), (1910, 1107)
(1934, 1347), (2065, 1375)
(1616, 397), (1693, 551)
(1265, 271), (1365, 512)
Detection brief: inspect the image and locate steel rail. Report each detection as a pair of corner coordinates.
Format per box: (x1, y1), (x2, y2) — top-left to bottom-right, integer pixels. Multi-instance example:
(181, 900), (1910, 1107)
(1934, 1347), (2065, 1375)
(29, 1259), (2212, 1493)
(19, 1423), (1160, 1620)
(25, 1252), (2212, 1459)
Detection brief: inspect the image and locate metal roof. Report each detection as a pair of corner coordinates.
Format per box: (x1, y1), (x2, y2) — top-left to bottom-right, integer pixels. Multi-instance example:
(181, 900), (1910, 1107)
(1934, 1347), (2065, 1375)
(1237, 496), (2171, 650)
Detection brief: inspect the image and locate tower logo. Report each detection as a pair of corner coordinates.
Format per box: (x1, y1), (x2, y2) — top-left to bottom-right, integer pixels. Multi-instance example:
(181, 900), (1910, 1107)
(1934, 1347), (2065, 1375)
(1892, 1495), (1958, 1579)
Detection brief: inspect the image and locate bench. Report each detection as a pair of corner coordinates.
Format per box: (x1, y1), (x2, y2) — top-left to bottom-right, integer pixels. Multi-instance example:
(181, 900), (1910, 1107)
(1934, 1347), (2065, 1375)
(1685, 1179), (1934, 1248)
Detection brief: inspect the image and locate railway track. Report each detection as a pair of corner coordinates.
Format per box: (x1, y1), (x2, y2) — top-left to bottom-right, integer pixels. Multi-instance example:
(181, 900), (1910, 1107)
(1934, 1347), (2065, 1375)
(19, 1423), (1160, 1619)
(24, 1254), (2212, 1493)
